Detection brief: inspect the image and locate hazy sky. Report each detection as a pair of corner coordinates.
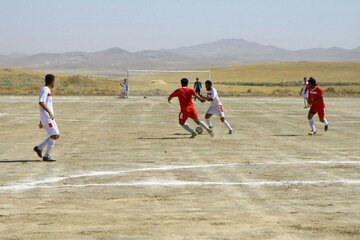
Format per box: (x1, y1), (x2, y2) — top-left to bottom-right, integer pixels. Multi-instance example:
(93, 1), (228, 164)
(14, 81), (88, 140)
(1, 0), (359, 54)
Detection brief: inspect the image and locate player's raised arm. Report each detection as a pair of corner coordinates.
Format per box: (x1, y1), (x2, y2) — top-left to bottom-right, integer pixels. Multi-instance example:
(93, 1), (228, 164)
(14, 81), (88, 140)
(168, 89), (178, 103)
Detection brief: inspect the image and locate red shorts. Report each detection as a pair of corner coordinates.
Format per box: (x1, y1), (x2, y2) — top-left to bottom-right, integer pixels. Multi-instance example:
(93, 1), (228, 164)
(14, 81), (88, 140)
(309, 106), (325, 120)
(179, 109), (199, 125)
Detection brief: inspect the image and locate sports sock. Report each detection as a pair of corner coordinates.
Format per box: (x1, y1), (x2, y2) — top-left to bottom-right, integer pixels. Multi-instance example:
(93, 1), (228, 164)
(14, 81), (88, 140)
(45, 138), (56, 156)
(182, 123), (195, 134)
(199, 121), (210, 130)
(223, 120), (233, 130)
(205, 118), (212, 127)
(323, 118), (329, 125)
(38, 137), (50, 150)
(309, 119), (316, 132)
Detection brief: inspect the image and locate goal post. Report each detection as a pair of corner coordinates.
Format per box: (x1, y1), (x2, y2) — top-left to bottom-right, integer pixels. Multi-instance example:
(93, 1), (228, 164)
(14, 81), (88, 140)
(126, 69), (211, 97)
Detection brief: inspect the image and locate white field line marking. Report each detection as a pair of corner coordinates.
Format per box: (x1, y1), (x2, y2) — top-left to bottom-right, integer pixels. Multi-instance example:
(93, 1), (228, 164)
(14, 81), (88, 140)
(251, 160), (360, 165)
(3, 179), (360, 191)
(1, 161), (359, 192)
(0, 163), (237, 192)
(330, 120), (360, 124)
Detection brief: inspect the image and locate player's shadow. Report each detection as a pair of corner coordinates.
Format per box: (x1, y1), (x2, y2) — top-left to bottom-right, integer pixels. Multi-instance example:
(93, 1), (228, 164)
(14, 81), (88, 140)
(138, 133), (193, 140)
(0, 160), (42, 163)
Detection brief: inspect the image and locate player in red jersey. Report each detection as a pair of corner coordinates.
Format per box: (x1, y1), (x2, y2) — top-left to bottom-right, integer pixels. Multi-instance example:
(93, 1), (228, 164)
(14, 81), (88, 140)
(307, 77), (329, 135)
(168, 78), (214, 138)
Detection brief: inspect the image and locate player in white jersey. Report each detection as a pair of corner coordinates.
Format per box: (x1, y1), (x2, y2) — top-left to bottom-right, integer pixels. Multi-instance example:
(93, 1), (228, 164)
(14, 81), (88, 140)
(33, 74), (60, 161)
(202, 80), (233, 134)
(300, 77), (308, 108)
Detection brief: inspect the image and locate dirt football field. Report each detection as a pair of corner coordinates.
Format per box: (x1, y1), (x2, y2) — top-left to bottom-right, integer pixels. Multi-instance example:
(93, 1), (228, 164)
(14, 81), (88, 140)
(0, 96), (359, 240)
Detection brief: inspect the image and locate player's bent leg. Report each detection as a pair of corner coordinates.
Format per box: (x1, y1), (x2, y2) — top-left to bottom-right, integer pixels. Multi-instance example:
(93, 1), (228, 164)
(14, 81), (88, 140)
(308, 112), (317, 135)
(304, 97), (308, 108)
(323, 118), (329, 131)
(194, 119), (214, 137)
(34, 137), (50, 158)
(181, 123), (197, 138)
(50, 134), (60, 140)
(318, 108), (329, 131)
(220, 117), (234, 134)
(43, 134), (59, 162)
(179, 112), (196, 137)
(205, 113), (213, 129)
(319, 117), (329, 131)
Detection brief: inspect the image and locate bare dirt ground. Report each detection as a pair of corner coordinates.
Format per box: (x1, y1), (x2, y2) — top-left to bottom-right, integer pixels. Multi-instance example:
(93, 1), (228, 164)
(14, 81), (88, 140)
(0, 96), (359, 240)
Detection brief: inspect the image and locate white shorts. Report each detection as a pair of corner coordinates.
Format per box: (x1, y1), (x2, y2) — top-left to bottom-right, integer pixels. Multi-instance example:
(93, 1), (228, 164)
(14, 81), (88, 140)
(41, 117), (60, 137)
(206, 105), (225, 118)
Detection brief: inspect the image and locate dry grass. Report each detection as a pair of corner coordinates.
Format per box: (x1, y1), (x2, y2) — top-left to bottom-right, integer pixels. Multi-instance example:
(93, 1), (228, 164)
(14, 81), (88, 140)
(209, 62), (360, 83)
(1, 62), (360, 96)
(0, 68), (120, 96)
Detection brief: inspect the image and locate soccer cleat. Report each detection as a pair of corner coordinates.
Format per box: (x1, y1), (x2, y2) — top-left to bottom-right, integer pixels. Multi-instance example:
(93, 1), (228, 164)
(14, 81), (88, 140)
(207, 129), (214, 137)
(324, 124), (329, 131)
(228, 129), (234, 135)
(43, 155), (56, 162)
(308, 131), (317, 136)
(33, 146), (42, 158)
(190, 132), (197, 138)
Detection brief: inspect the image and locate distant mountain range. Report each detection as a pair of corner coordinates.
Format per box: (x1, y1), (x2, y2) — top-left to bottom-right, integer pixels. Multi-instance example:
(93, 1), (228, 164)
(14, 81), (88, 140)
(0, 38), (359, 71)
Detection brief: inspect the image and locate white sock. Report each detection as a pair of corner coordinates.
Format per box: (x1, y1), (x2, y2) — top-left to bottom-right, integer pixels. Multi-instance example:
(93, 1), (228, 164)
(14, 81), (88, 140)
(205, 118), (212, 127)
(309, 119), (316, 132)
(38, 137), (50, 150)
(199, 121), (210, 130)
(223, 120), (233, 130)
(45, 138), (56, 156)
(323, 118), (328, 125)
(182, 123), (195, 134)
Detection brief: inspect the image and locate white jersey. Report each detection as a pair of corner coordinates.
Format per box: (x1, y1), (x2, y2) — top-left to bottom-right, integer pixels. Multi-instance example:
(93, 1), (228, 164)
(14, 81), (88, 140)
(39, 86), (59, 136)
(39, 86), (54, 120)
(206, 87), (225, 118)
(301, 82), (308, 96)
(207, 87), (222, 108)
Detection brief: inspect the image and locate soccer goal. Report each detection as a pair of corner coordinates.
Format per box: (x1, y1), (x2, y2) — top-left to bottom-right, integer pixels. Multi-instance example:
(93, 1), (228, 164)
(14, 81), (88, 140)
(126, 69), (211, 97)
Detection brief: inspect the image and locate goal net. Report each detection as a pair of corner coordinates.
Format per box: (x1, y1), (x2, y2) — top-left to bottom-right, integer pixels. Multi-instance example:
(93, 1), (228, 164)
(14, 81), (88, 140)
(126, 70), (211, 97)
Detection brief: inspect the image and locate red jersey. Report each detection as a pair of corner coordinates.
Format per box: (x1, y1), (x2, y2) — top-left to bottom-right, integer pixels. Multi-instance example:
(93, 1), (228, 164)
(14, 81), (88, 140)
(169, 87), (196, 112)
(307, 86), (325, 108)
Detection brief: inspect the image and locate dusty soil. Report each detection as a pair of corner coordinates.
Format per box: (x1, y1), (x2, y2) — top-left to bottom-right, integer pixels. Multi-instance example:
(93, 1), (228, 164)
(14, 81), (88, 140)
(0, 96), (359, 240)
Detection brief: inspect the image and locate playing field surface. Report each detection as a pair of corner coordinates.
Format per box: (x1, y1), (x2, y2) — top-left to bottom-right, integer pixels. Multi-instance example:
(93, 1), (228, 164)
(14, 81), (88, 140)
(0, 96), (359, 239)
